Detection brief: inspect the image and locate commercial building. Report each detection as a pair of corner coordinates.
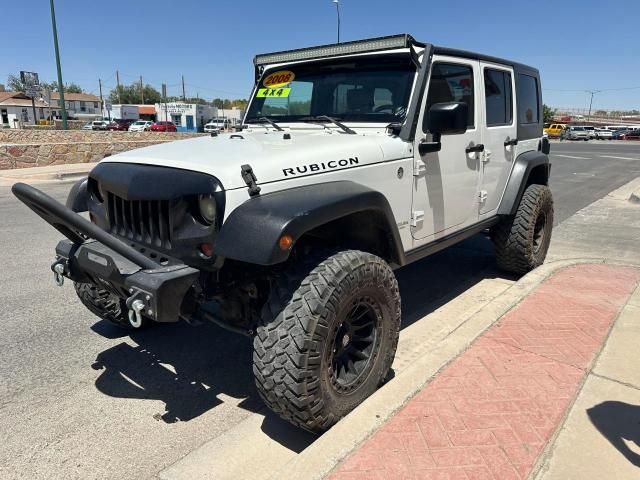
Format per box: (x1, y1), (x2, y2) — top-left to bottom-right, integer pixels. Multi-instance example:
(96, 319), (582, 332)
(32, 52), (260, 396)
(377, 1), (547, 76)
(155, 102), (217, 132)
(217, 106), (245, 125)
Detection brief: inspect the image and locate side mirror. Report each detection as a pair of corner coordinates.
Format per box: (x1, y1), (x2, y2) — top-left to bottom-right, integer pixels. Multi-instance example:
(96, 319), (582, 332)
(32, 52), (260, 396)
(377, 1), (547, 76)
(427, 102), (468, 136)
(419, 102), (469, 155)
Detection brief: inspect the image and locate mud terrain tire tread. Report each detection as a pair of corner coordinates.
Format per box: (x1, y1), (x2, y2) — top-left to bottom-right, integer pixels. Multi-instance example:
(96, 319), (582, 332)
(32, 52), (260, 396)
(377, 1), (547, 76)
(492, 184), (554, 275)
(253, 250), (400, 433)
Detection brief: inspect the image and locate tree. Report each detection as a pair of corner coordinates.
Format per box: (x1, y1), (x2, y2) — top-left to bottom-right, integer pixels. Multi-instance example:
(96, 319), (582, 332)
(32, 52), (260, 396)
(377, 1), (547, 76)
(109, 83), (161, 104)
(543, 104), (556, 123)
(7, 74), (26, 92)
(7, 74), (85, 94)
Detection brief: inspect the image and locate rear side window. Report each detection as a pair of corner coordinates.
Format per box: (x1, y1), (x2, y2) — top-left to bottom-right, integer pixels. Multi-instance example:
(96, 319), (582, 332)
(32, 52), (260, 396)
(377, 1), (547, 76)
(484, 68), (513, 126)
(424, 62), (475, 130)
(517, 74), (539, 124)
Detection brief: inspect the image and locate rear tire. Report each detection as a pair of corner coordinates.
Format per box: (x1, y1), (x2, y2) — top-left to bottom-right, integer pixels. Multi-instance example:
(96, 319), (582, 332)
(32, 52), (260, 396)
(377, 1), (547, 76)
(74, 282), (142, 329)
(253, 250), (400, 433)
(492, 184), (554, 275)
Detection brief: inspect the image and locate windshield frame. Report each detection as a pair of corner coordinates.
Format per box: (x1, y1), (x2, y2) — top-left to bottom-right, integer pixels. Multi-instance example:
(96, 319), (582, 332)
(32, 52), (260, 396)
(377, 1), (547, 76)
(245, 52), (418, 125)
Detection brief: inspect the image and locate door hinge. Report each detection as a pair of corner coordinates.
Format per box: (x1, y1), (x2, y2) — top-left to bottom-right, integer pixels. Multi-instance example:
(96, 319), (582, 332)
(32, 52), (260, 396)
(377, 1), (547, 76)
(413, 159), (426, 176)
(478, 190), (488, 203)
(410, 210), (425, 227)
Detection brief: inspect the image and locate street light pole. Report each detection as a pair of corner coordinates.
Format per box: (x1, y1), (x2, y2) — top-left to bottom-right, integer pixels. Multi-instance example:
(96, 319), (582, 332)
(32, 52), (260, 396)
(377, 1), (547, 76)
(332, 0), (340, 43)
(49, 0), (67, 130)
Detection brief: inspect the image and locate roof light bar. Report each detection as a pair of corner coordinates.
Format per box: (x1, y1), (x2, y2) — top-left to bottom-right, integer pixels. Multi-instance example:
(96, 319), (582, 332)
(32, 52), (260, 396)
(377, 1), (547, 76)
(254, 34), (421, 66)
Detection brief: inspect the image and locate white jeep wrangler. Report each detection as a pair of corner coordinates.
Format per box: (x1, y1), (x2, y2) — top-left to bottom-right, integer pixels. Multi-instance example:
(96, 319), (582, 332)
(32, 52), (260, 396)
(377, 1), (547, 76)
(14, 34), (553, 433)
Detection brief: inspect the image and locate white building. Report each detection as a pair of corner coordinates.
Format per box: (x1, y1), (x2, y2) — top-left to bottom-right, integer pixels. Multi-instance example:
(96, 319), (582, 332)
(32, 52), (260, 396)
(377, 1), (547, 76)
(49, 92), (102, 120)
(0, 92), (49, 128)
(155, 102), (217, 132)
(216, 106), (245, 125)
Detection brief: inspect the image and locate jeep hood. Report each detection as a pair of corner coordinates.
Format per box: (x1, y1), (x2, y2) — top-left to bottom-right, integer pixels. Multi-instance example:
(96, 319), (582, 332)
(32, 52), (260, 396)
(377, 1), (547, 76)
(99, 129), (408, 190)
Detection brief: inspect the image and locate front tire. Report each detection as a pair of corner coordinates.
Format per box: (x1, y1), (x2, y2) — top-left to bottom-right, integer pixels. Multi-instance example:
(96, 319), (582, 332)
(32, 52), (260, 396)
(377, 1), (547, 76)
(253, 250), (400, 433)
(492, 184), (554, 275)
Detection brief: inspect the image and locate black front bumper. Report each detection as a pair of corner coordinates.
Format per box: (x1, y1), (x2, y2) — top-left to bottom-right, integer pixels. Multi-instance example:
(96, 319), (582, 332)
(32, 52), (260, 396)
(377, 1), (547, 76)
(12, 182), (198, 324)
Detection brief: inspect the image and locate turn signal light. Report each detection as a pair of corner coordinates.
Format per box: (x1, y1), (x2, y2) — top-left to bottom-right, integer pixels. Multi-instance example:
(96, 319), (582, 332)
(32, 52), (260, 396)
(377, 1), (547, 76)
(279, 234), (294, 251)
(199, 243), (214, 257)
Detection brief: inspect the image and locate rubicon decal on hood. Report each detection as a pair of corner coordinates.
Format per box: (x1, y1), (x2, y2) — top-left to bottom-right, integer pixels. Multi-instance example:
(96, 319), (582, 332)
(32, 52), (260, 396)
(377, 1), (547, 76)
(282, 157), (359, 177)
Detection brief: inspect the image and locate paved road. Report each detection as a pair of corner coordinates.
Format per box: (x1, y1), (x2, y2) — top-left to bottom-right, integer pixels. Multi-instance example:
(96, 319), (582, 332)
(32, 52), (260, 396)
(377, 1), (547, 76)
(0, 140), (638, 479)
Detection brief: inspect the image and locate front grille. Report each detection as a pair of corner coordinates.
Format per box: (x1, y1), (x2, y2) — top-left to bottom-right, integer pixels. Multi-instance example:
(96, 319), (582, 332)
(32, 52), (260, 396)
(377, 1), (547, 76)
(107, 193), (172, 249)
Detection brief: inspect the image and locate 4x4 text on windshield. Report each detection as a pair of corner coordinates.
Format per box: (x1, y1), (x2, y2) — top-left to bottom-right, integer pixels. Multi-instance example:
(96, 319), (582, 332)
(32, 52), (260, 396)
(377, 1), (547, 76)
(283, 157), (359, 177)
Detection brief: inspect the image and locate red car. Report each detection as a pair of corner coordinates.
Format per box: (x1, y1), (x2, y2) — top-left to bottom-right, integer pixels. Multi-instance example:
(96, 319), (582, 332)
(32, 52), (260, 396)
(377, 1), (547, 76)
(106, 119), (135, 131)
(150, 121), (177, 132)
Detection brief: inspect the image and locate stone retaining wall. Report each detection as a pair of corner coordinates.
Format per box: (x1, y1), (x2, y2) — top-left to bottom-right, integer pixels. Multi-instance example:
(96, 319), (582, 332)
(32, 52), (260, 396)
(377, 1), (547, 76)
(0, 130), (206, 170)
(0, 129), (202, 144)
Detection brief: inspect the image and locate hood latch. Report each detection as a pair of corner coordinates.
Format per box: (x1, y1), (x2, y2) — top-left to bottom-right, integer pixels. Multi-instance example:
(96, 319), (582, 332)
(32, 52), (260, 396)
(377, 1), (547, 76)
(240, 164), (261, 197)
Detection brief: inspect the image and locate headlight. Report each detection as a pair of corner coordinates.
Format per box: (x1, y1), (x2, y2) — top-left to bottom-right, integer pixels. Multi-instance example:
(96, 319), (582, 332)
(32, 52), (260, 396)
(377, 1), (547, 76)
(198, 194), (216, 225)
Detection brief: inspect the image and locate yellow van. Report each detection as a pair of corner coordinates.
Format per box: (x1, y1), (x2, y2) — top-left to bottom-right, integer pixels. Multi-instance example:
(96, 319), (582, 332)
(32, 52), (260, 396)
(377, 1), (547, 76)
(543, 123), (566, 138)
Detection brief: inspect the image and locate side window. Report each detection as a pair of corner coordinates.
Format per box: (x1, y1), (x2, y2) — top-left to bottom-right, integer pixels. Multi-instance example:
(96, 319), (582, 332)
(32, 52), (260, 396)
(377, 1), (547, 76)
(484, 68), (513, 126)
(517, 74), (539, 124)
(424, 62), (474, 131)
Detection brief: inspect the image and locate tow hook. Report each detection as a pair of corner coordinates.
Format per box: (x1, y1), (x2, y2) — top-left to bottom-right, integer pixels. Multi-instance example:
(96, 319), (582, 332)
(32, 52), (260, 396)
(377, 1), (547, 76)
(128, 299), (145, 328)
(53, 263), (65, 287)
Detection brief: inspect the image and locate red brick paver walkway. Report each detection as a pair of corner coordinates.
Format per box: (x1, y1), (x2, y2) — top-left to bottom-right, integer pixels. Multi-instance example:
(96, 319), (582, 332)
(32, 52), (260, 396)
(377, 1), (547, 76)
(329, 264), (640, 480)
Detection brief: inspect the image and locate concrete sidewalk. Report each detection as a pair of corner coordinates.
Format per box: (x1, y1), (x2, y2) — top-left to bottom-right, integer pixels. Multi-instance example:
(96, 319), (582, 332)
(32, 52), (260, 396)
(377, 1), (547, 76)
(0, 162), (94, 186)
(326, 263), (640, 479)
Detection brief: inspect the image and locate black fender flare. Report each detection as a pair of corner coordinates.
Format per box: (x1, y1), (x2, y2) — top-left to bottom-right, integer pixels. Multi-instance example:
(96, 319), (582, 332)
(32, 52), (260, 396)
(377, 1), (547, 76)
(66, 177), (89, 213)
(497, 150), (551, 216)
(215, 181), (404, 266)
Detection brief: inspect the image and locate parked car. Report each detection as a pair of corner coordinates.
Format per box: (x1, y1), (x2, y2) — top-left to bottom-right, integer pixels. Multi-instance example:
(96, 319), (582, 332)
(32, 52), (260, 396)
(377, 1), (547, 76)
(150, 121), (177, 132)
(581, 125), (597, 139)
(204, 118), (230, 133)
(624, 129), (640, 140)
(81, 122), (94, 130)
(611, 128), (631, 140)
(543, 123), (566, 138)
(594, 128), (613, 140)
(15, 33), (553, 433)
(560, 125), (589, 141)
(128, 120), (154, 132)
(107, 119), (135, 131)
(91, 120), (110, 131)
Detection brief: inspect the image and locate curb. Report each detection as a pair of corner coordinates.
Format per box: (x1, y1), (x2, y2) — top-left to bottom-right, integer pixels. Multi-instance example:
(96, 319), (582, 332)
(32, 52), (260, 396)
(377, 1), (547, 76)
(0, 163), (93, 186)
(269, 258), (638, 480)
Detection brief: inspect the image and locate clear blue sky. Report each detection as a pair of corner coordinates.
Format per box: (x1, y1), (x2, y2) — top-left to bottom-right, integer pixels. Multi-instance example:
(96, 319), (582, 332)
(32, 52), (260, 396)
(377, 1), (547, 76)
(1, 0), (638, 111)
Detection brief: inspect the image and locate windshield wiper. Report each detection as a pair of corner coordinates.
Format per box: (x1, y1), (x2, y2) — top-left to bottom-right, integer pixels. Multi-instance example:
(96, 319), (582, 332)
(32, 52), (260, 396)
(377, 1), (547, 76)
(300, 115), (356, 134)
(244, 117), (284, 131)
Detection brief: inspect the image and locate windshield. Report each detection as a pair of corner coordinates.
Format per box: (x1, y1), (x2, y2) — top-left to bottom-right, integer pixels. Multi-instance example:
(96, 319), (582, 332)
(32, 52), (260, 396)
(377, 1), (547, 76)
(246, 54), (416, 123)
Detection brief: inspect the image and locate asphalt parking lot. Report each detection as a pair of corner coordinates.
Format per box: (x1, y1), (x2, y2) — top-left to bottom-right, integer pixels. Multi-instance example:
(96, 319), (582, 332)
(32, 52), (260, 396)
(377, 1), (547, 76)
(0, 139), (639, 479)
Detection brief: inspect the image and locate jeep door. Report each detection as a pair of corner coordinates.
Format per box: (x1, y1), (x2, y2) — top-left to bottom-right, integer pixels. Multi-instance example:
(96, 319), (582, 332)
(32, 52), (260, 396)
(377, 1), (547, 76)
(478, 63), (517, 215)
(411, 57), (482, 241)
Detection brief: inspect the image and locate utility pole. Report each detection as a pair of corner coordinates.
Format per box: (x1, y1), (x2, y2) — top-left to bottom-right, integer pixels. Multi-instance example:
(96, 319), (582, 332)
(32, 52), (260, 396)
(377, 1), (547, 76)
(182, 75), (186, 103)
(140, 75), (144, 104)
(586, 90), (601, 122)
(116, 70), (121, 104)
(49, 0), (67, 129)
(98, 78), (104, 119)
(332, 0), (340, 43)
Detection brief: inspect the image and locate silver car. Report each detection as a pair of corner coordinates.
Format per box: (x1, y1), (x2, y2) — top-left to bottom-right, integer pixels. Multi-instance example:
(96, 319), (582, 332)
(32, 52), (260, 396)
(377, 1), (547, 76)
(560, 125), (590, 141)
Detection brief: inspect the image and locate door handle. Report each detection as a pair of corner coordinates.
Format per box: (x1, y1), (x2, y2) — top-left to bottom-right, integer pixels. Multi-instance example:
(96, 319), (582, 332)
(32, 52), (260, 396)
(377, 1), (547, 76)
(465, 144), (484, 154)
(504, 138), (518, 147)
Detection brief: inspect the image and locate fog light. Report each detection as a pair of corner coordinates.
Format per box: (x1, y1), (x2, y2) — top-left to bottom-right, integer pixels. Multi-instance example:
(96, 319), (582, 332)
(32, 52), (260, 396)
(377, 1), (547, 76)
(200, 243), (214, 257)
